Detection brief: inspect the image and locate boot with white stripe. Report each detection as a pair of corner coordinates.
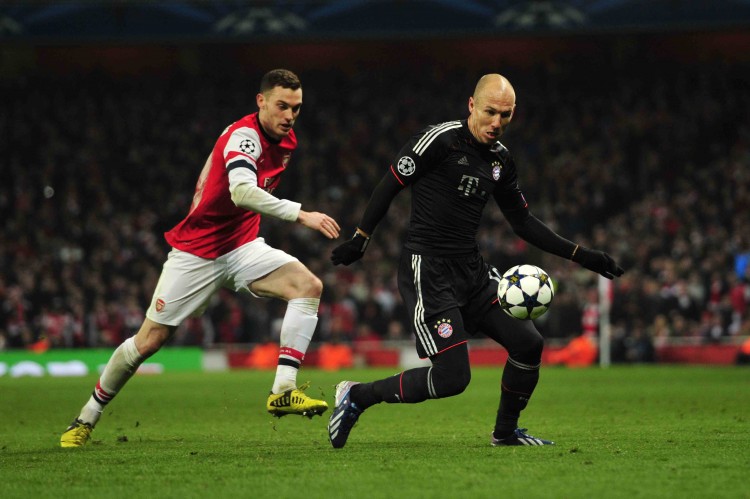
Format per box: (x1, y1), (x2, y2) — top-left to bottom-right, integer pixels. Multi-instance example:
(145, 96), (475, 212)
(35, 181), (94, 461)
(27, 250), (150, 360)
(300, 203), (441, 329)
(491, 428), (554, 446)
(328, 381), (363, 449)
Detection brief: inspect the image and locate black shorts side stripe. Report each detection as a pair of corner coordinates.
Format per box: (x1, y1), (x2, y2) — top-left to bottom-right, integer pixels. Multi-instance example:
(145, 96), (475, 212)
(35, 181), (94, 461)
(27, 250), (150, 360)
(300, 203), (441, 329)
(411, 254), (438, 356)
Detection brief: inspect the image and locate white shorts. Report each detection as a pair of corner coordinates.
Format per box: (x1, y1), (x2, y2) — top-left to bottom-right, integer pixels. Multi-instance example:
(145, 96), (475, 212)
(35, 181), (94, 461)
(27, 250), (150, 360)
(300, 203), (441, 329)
(146, 238), (298, 326)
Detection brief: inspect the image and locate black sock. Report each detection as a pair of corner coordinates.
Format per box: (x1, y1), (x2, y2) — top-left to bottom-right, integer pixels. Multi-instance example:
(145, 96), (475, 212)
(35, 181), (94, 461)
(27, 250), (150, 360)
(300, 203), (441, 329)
(494, 360), (539, 438)
(351, 368), (431, 410)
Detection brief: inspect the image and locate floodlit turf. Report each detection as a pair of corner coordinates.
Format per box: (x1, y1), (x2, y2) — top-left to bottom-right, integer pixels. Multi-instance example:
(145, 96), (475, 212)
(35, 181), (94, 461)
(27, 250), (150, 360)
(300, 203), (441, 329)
(1, 365), (748, 498)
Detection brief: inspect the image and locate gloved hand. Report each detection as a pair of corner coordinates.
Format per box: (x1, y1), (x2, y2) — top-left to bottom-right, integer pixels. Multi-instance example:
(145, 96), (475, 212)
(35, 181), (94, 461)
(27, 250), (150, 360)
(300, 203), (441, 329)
(331, 231), (370, 265)
(572, 246), (624, 280)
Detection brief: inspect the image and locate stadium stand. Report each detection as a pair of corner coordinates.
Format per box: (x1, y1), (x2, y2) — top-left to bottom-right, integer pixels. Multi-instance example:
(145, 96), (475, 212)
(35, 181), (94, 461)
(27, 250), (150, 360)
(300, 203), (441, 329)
(1, 15), (749, 364)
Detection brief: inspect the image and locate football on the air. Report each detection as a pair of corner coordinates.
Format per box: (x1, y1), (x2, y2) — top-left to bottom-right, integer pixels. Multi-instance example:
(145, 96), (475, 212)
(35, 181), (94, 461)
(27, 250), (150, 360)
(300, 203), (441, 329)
(496, 264), (555, 320)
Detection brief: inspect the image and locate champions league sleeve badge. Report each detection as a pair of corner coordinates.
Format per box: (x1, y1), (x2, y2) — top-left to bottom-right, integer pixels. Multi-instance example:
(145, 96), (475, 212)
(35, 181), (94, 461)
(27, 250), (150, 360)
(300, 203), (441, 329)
(397, 156), (417, 176)
(239, 138), (257, 155)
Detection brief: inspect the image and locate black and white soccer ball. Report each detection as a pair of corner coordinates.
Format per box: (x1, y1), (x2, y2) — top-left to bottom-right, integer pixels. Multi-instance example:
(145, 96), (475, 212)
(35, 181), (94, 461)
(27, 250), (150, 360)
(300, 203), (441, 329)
(496, 264), (555, 320)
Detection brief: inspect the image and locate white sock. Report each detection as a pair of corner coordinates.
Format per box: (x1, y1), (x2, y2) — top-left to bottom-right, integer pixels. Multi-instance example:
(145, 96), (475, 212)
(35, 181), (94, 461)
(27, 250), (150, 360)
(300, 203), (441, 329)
(271, 298), (319, 394)
(79, 336), (143, 426)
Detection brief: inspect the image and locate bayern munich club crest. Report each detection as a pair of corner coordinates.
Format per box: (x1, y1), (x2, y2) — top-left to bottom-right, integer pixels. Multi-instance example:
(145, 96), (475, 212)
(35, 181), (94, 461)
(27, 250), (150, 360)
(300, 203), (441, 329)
(397, 156), (416, 176)
(434, 319), (453, 338)
(492, 162), (502, 181)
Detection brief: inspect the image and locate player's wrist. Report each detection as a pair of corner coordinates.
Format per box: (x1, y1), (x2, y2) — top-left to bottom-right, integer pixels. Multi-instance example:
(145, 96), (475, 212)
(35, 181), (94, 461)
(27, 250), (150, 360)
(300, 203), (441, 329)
(570, 244), (580, 261)
(352, 229), (370, 252)
(571, 244), (589, 264)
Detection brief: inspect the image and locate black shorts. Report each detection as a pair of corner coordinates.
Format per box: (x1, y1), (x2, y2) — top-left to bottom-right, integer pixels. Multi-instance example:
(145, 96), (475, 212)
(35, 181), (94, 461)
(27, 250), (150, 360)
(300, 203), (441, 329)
(398, 249), (500, 358)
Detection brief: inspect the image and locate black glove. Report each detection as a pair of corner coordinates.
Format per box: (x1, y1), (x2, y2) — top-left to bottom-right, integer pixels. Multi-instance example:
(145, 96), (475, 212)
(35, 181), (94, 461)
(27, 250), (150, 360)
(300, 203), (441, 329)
(572, 246), (624, 280)
(331, 231), (370, 266)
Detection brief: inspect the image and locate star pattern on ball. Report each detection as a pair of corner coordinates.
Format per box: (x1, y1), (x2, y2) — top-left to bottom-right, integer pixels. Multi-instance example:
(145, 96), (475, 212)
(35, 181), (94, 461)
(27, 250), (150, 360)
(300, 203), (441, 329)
(519, 289), (545, 316)
(496, 264), (555, 320)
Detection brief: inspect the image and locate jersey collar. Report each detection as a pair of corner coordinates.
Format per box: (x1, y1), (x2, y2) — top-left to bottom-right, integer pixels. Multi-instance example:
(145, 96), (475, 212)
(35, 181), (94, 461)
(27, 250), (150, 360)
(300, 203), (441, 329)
(460, 119), (496, 149)
(254, 113), (282, 145)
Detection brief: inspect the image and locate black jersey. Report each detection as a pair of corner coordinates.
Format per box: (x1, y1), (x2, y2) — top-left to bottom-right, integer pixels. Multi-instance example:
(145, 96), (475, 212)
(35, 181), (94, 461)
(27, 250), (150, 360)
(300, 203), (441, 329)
(389, 120), (529, 256)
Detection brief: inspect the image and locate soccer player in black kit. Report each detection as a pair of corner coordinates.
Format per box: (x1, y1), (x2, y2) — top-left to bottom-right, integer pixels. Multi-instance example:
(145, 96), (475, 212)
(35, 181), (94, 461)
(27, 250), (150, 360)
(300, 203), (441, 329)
(327, 74), (624, 448)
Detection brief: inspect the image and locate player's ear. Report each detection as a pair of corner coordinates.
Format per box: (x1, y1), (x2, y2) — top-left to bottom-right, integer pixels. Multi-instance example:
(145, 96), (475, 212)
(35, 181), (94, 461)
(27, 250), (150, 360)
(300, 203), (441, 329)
(468, 96), (475, 114)
(256, 92), (265, 109)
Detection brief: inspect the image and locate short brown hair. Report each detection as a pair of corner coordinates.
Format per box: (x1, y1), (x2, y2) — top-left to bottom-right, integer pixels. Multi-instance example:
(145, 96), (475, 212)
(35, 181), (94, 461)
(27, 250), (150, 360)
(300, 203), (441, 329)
(259, 69), (301, 93)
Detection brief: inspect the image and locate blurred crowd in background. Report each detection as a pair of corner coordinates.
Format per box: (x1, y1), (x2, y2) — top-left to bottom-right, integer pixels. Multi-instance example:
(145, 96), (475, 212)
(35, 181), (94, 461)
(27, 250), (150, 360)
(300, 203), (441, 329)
(1, 49), (749, 362)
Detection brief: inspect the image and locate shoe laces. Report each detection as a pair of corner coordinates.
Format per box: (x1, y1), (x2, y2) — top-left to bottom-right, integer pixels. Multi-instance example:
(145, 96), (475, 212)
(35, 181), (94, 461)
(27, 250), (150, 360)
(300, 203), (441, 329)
(68, 418), (93, 432)
(346, 402), (362, 417)
(295, 381), (311, 392)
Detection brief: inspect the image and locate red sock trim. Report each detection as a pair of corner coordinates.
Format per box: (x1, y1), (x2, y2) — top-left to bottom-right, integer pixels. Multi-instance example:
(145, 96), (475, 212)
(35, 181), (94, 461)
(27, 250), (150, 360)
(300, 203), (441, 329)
(501, 382), (532, 397)
(279, 347), (305, 362)
(94, 380), (113, 403)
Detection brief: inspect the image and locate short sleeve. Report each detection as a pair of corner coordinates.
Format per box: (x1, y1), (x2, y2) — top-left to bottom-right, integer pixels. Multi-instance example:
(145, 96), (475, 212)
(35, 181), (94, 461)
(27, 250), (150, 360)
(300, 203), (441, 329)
(224, 127), (262, 169)
(389, 121), (462, 186)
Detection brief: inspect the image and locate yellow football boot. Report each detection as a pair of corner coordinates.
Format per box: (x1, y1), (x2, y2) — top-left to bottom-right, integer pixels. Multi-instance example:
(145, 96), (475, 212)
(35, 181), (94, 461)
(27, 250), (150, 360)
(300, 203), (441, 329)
(267, 382), (328, 418)
(60, 419), (93, 448)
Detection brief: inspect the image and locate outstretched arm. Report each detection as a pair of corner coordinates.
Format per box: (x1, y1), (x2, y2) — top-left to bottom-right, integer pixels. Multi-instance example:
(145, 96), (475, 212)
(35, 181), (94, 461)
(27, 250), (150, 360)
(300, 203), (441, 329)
(504, 208), (624, 280)
(231, 182), (340, 239)
(331, 170), (404, 265)
(492, 149), (623, 279)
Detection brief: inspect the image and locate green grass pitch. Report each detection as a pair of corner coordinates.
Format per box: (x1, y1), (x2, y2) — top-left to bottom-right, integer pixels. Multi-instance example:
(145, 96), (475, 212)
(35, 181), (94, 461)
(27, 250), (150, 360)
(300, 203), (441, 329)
(1, 366), (748, 498)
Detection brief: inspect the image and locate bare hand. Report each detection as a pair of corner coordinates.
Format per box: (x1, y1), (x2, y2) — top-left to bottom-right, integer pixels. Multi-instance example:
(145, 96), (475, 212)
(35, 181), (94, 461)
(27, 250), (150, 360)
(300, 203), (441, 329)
(297, 210), (341, 239)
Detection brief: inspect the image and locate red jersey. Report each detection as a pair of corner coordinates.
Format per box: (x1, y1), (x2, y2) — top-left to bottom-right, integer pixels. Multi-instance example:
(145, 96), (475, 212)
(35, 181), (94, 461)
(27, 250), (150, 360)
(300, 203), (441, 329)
(165, 113), (297, 258)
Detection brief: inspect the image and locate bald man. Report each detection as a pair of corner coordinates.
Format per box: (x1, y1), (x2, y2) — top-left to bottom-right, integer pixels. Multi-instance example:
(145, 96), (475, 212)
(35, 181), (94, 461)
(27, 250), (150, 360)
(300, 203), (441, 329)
(327, 74), (623, 448)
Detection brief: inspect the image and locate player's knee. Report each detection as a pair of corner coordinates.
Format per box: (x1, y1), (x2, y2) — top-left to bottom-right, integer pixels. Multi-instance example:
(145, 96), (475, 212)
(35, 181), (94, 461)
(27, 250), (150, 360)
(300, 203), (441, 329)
(528, 330), (544, 356)
(431, 346), (471, 397)
(433, 363), (471, 397)
(450, 363), (472, 395)
(295, 271), (323, 298)
(134, 322), (172, 357)
(514, 331), (544, 365)
(308, 274), (323, 297)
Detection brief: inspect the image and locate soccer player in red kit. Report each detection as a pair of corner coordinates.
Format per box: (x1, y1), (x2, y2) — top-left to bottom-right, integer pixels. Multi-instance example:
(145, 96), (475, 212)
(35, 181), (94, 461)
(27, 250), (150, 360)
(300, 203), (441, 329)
(61, 69), (340, 447)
